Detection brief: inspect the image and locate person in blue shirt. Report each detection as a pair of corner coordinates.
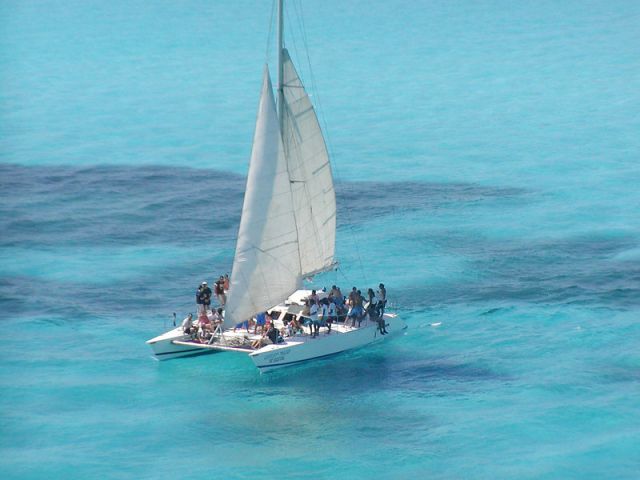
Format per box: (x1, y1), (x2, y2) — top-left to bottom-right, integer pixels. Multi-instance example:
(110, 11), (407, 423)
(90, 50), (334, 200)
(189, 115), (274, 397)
(255, 311), (267, 334)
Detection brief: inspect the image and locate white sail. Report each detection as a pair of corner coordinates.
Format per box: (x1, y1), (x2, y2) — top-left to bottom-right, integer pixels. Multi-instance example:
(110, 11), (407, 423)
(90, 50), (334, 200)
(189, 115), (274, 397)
(147, 3), (407, 366)
(281, 49), (337, 276)
(224, 68), (302, 327)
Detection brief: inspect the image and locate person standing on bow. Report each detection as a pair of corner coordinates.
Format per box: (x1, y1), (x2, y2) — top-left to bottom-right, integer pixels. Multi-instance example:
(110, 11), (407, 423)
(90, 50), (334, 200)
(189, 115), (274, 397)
(196, 281), (210, 315)
(196, 283), (204, 315)
(199, 281), (212, 314)
(215, 276), (226, 306)
(366, 288), (377, 319)
(376, 283), (387, 318)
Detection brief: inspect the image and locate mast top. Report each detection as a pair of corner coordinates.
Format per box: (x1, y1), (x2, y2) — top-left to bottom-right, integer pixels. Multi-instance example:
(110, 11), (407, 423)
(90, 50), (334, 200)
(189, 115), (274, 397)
(277, 0), (284, 124)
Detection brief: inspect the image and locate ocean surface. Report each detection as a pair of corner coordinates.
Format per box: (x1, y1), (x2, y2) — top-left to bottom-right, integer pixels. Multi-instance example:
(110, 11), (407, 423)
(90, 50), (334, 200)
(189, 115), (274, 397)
(1, 0), (639, 478)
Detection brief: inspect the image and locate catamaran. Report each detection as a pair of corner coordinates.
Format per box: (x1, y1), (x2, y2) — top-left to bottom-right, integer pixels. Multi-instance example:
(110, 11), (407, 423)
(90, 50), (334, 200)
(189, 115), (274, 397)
(147, 0), (406, 371)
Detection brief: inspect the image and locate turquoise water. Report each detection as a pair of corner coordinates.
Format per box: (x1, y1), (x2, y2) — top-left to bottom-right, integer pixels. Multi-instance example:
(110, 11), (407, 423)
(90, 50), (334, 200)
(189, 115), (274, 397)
(1, 1), (639, 478)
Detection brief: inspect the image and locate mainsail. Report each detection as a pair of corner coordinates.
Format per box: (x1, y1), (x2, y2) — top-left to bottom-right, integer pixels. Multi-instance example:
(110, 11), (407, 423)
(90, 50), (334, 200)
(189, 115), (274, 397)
(224, 68), (302, 327)
(225, 52), (337, 327)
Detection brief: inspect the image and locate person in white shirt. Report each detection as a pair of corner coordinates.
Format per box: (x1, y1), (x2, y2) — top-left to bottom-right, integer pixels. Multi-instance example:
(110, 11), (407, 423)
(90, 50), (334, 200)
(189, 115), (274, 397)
(181, 313), (194, 335)
(309, 301), (320, 337)
(326, 299), (337, 333)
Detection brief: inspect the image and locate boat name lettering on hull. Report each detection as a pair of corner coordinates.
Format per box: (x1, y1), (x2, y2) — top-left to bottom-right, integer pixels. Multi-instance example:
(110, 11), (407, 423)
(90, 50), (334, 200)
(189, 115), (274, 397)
(264, 349), (291, 364)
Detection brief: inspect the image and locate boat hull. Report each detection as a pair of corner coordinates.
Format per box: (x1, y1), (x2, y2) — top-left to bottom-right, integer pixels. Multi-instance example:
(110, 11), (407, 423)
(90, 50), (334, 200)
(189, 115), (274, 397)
(146, 327), (217, 360)
(249, 314), (406, 372)
(146, 309), (407, 368)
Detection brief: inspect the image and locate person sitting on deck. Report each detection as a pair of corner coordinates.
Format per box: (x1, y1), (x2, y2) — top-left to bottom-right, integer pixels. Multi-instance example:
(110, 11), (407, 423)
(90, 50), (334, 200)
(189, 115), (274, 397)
(210, 308), (224, 332)
(267, 323), (280, 344)
(285, 314), (302, 335)
(181, 313), (194, 335)
(251, 322), (280, 349)
(197, 312), (212, 342)
(284, 322), (293, 337)
(251, 332), (268, 349)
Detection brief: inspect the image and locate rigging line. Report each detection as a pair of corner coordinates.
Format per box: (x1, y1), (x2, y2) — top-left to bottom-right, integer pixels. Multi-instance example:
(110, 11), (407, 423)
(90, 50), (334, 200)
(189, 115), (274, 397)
(293, 0), (313, 103)
(265, 0), (276, 63)
(286, 3), (305, 84)
(253, 244), (302, 289)
(337, 267), (353, 288)
(292, 1), (368, 286)
(280, 92), (306, 278)
(290, 2), (366, 286)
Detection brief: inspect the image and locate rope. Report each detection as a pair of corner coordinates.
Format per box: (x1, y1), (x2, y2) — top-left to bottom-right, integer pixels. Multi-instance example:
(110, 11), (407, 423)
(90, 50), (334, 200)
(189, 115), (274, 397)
(290, 0), (368, 285)
(264, 0), (276, 63)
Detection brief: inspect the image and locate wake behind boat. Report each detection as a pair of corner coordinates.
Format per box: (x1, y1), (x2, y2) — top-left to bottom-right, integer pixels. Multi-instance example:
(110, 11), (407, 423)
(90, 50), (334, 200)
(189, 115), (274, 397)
(146, 0), (406, 370)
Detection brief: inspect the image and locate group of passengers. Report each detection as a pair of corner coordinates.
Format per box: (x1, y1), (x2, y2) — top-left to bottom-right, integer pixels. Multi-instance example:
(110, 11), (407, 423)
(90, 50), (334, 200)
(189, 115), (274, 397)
(298, 283), (389, 336)
(231, 310), (283, 349)
(181, 307), (224, 344)
(196, 275), (229, 311)
(189, 275), (229, 343)
(185, 279), (390, 346)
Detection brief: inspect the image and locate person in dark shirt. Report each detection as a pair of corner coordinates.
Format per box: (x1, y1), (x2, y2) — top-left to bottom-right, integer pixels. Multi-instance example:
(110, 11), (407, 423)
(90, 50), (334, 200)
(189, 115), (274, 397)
(376, 283), (387, 318)
(198, 281), (212, 313)
(196, 283), (204, 314)
(251, 322), (280, 349)
(266, 323), (279, 344)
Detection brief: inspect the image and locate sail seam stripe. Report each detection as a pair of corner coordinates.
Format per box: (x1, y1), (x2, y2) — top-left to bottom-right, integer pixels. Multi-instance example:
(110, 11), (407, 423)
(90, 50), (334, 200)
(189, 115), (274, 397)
(322, 211), (336, 226)
(312, 161), (330, 175)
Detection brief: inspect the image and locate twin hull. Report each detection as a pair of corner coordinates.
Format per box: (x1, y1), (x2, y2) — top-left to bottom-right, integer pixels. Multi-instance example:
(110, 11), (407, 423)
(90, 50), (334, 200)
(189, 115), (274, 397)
(147, 315), (406, 371)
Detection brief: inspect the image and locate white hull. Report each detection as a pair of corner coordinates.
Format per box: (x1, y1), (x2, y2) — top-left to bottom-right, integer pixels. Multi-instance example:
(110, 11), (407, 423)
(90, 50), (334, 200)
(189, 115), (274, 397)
(147, 312), (406, 370)
(249, 314), (406, 372)
(146, 327), (219, 360)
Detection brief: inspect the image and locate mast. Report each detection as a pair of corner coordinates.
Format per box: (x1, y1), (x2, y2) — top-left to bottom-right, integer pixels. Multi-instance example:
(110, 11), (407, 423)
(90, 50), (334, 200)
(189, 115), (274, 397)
(277, 0), (284, 129)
